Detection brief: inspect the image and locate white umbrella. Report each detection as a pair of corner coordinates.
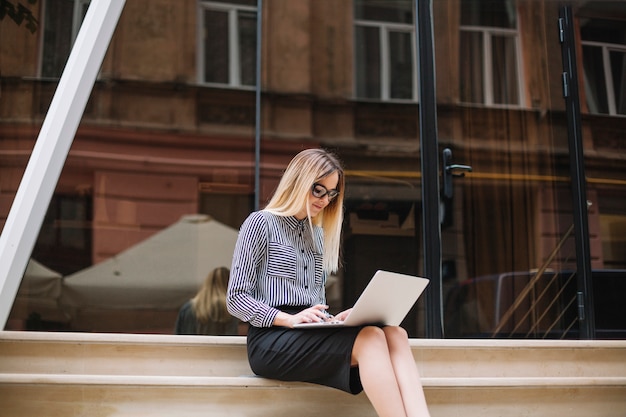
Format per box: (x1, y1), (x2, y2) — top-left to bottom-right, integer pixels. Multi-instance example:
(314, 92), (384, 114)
(61, 214), (239, 311)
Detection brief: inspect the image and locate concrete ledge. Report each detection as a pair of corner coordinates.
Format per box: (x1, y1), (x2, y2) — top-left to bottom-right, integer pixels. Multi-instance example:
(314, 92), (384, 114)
(2, 373), (626, 388)
(3, 330), (626, 349)
(2, 331), (626, 417)
(3, 331), (626, 379)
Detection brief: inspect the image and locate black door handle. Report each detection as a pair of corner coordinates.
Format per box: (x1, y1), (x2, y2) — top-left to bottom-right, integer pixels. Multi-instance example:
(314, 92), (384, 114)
(442, 148), (472, 199)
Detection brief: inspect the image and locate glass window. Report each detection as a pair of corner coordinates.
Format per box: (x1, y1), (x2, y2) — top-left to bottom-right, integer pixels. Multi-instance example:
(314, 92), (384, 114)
(581, 18), (626, 116)
(41, 0), (90, 78)
(3, 0), (626, 342)
(354, 0), (416, 101)
(459, 0), (522, 106)
(198, 1), (257, 88)
(31, 194), (93, 276)
(460, 0), (516, 28)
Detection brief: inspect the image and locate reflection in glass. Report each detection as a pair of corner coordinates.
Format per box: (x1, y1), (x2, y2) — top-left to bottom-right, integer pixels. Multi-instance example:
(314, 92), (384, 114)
(355, 25), (381, 99)
(459, 0), (521, 106)
(200, 1), (257, 87)
(460, 0), (516, 28)
(238, 11), (257, 87)
(41, 0), (90, 78)
(354, 0), (415, 101)
(491, 35), (519, 105)
(609, 50), (626, 115)
(583, 44), (609, 114)
(203, 9), (229, 84)
(460, 31), (484, 103)
(581, 17), (626, 116)
(354, 0), (413, 24)
(1, 0), (625, 341)
(389, 31), (414, 100)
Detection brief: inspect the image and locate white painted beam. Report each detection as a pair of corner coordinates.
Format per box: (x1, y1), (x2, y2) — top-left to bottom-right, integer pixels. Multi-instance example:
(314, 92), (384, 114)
(0, 0), (126, 327)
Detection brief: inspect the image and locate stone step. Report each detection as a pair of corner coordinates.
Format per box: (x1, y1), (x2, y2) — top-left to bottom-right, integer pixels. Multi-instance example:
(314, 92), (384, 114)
(1, 331), (626, 417)
(2, 331), (625, 378)
(2, 372), (625, 388)
(1, 373), (625, 417)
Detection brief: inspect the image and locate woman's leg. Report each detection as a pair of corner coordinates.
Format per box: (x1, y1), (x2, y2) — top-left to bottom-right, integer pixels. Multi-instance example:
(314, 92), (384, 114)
(382, 326), (430, 417)
(352, 326), (407, 417)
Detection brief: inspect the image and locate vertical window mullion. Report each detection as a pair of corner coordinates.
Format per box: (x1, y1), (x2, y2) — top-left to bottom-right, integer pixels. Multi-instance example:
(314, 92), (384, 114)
(515, 32), (524, 106)
(72, 0), (81, 42)
(484, 30), (493, 105)
(603, 46), (617, 115)
(229, 9), (239, 86)
(196, 3), (204, 83)
(381, 26), (390, 101)
(412, 30), (418, 100)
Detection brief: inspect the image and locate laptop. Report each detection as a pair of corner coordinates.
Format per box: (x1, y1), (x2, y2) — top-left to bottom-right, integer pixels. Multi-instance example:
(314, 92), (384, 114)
(293, 270), (429, 329)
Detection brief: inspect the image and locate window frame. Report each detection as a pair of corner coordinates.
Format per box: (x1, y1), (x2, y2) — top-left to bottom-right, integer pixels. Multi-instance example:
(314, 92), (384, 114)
(353, 17), (418, 102)
(196, 0), (257, 90)
(459, 23), (525, 108)
(38, 0), (91, 79)
(581, 38), (626, 117)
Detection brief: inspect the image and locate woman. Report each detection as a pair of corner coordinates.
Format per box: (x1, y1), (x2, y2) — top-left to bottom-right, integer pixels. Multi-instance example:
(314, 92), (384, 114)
(175, 266), (239, 335)
(227, 148), (430, 417)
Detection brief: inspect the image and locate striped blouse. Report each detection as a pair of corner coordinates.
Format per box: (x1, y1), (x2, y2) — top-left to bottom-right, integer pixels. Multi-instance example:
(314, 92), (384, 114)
(227, 210), (327, 328)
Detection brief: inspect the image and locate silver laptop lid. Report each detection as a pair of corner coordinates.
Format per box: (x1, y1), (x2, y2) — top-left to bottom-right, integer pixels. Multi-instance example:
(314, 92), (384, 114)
(342, 270), (429, 326)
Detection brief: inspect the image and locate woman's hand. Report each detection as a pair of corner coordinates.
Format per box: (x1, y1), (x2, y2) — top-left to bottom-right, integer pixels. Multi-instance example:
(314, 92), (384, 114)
(334, 308), (352, 322)
(274, 304), (331, 328)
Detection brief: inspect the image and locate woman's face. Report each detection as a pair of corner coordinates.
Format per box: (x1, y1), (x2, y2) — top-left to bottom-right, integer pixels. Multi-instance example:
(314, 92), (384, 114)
(296, 171), (339, 220)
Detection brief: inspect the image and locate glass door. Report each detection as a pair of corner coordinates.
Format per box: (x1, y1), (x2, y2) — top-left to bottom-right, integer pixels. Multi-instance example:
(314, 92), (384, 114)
(435, 0), (626, 339)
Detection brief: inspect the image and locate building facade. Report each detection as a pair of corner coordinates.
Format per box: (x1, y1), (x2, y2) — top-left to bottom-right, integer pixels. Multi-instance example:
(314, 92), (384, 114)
(1, 0), (625, 338)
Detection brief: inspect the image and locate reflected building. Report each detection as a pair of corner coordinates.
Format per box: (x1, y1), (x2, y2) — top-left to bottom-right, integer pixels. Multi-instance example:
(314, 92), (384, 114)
(1, 0), (625, 338)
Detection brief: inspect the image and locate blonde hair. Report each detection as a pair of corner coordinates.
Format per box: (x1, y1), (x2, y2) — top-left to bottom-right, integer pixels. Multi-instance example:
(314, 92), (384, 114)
(191, 267), (232, 324)
(264, 148), (344, 273)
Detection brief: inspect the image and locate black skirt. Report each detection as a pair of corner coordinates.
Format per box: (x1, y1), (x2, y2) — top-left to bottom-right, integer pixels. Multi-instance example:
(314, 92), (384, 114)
(246, 307), (366, 394)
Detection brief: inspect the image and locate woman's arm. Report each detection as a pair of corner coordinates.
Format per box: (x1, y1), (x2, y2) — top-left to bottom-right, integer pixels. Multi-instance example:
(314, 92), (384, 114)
(227, 212), (279, 327)
(272, 304), (331, 328)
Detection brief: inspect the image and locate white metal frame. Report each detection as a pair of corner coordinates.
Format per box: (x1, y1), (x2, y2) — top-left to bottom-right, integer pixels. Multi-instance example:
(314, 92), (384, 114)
(0, 0), (126, 327)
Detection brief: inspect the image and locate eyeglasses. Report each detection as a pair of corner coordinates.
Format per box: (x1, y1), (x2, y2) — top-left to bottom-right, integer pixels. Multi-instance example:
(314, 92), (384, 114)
(311, 183), (339, 200)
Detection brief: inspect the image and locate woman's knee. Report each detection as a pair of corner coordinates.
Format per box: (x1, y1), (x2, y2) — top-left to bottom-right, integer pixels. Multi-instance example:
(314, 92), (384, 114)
(383, 325), (408, 341)
(356, 325), (387, 344)
(382, 326), (413, 354)
(352, 326), (387, 362)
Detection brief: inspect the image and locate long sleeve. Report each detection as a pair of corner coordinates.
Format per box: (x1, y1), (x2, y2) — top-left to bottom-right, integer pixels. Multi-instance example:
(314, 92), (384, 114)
(227, 212), (279, 327)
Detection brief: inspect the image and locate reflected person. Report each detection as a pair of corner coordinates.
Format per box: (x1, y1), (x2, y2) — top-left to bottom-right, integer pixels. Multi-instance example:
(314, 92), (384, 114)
(175, 266), (239, 335)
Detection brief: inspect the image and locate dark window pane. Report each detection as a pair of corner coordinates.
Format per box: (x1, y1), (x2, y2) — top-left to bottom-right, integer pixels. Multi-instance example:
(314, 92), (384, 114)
(583, 45), (609, 114)
(355, 0), (413, 24)
(461, 0), (516, 28)
(42, 0), (74, 78)
(31, 195), (92, 275)
(492, 35), (519, 105)
(209, 0), (256, 6)
(389, 31), (413, 99)
(609, 50), (626, 115)
(581, 18), (626, 44)
(355, 25), (381, 99)
(204, 9), (229, 84)
(460, 31), (484, 103)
